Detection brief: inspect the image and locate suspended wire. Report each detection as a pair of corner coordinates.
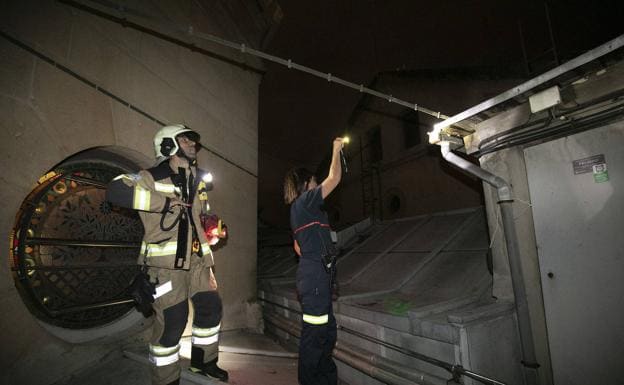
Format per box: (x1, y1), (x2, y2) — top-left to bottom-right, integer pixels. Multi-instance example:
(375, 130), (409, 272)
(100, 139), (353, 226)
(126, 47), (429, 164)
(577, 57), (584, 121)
(60, 0), (451, 121)
(0, 29), (258, 178)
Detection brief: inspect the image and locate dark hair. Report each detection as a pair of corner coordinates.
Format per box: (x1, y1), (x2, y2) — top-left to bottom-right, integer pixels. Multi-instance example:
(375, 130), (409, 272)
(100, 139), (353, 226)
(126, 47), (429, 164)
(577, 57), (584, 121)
(283, 167), (314, 204)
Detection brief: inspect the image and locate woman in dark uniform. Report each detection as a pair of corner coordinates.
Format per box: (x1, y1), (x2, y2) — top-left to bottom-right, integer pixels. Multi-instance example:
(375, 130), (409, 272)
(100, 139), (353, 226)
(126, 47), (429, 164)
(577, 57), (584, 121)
(283, 137), (344, 385)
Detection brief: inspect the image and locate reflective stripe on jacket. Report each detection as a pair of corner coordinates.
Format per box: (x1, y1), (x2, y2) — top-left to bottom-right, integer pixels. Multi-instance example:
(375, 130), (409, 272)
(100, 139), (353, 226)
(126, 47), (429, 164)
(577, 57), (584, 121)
(106, 162), (214, 269)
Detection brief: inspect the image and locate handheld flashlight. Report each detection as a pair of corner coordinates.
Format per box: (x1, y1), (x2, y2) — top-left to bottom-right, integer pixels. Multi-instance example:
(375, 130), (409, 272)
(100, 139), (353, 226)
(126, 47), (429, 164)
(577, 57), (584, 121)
(340, 136), (349, 173)
(201, 172), (214, 191)
(202, 173), (213, 183)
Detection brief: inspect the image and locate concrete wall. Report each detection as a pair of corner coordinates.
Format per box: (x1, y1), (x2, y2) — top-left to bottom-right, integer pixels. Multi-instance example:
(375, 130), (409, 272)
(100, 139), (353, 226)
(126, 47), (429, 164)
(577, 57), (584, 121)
(479, 148), (552, 385)
(0, 1), (265, 383)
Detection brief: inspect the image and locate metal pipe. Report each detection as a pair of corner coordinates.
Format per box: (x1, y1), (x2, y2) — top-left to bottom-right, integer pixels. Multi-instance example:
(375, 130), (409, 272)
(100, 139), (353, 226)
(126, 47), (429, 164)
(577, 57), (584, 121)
(261, 298), (506, 385)
(440, 142), (540, 385)
(340, 323), (455, 372)
(26, 237), (140, 248)
(59, 0), (450, 122)
(333, 341), (448, 385)
(64, 175), (108, 188)
(332, 349), (423, 385)
(263, 312), (447, 385)
(47, 298), (134, 316)
(339, 325), (506, 385)
(438, 145), (511, 201)
(218, 345), (298, 358)
(15, 264), (136, 272)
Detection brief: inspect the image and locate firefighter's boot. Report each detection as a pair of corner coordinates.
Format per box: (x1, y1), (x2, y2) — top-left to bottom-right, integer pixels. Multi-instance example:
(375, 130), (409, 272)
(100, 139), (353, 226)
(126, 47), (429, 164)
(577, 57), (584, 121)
(189, 346), (229, 382)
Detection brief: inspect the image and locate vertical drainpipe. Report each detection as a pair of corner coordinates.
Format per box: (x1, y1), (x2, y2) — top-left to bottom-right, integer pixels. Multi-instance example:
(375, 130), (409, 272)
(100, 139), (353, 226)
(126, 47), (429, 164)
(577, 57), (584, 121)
(440, 141), (540, 385)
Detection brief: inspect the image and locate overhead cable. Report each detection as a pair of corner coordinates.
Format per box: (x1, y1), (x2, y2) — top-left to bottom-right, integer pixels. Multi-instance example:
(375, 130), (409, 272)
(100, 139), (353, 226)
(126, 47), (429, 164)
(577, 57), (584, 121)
(61, 0), (451, 121)
(0, 29), (258, 178)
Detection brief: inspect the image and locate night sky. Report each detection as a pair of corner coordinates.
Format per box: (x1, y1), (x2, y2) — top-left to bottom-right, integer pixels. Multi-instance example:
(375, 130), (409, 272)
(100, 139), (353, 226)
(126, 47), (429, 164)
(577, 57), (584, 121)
(257, 0), (623, 227)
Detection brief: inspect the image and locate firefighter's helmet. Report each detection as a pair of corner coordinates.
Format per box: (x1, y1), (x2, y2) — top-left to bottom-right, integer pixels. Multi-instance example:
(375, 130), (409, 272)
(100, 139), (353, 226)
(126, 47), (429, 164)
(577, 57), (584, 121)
(153, 124), (200, 162)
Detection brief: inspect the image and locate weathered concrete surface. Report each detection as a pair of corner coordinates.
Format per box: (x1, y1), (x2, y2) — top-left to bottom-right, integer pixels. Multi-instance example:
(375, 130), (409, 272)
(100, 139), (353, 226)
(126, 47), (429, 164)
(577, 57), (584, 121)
(0, 0), (275, 383)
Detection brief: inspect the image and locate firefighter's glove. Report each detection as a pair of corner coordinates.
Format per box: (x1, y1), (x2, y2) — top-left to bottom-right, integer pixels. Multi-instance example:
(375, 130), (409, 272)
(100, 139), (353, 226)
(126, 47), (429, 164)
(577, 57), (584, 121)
(129, 271), (156, 318)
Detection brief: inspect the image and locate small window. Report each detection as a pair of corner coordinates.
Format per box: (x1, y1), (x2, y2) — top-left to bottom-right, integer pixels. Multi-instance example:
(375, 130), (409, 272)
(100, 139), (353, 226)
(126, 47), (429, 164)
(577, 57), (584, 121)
(388, 195), (401, 214)
(384, 188), (405, 218)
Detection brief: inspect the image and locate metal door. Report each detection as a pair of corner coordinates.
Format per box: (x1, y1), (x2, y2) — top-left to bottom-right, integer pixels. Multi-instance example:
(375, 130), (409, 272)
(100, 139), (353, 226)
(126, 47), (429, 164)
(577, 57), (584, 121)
(524, 123), (624, 385)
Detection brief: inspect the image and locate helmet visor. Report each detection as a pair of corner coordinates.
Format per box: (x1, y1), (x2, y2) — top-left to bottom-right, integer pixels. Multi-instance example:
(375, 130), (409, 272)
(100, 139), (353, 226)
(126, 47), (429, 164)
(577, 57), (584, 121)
(176, 130), (200, 144)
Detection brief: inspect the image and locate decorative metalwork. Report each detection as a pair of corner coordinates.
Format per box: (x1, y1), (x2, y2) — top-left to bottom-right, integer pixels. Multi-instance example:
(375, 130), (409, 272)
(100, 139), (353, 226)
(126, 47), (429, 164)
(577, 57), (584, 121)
(11, 160), (144, 329)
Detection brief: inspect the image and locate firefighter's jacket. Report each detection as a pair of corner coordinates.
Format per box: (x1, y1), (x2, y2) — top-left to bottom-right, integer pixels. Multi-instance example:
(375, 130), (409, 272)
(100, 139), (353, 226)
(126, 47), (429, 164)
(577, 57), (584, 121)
(106, 161), (213, 270)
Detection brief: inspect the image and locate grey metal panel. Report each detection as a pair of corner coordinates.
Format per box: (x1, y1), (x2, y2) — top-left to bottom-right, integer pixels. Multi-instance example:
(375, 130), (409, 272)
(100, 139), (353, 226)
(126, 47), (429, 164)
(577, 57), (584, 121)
(414, 314), (462, 344)
(393, 213), (473, 252)
(399, 251), (491, 308)
(260, 204), (522, 385)
(336, 301), (413, 332)
(524, 123), (624, 385)
(338, 250), (489, 325)
(444, 209), (489, 251)
(336, 251), (384, 284)
(463, 314), (524, 385)
(340, 252), (430, 296)
(357, 218), (427, 253)
(261, 254), (296, 275)
(258, 246), (292, 272)
(337, 315), (456, 380)
(263, 282), (299, 301)
(335, 361), (386, 385)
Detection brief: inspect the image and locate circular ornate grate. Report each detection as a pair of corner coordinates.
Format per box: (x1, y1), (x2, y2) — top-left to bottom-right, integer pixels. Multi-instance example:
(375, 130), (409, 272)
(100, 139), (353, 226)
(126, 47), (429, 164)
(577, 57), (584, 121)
(10, 158), (144, 329)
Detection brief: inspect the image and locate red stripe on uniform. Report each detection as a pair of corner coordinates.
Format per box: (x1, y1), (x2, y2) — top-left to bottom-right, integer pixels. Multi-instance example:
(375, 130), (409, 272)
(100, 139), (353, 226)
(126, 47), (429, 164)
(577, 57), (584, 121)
(293, 221), (330, 234)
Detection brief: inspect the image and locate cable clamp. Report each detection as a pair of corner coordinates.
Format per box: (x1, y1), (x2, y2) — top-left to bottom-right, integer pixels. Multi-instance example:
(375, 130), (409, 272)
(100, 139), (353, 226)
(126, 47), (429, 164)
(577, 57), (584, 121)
(240, 44), (246, 53)
(327, 73), (332, 82)
(287, 59), (292, 68)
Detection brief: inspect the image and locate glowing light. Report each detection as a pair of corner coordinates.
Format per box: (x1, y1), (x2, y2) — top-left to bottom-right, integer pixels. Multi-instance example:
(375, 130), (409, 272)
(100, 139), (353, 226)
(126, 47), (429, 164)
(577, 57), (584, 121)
(343, 136), (350, 144)
(53, 181), (67, 194)
(202, 173), (213, 183)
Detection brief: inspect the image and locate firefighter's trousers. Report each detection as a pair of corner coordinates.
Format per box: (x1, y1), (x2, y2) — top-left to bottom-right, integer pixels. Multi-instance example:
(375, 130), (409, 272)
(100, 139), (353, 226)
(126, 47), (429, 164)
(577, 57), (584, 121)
(147, 254), (222, 385)
(296, 258), (337, 385)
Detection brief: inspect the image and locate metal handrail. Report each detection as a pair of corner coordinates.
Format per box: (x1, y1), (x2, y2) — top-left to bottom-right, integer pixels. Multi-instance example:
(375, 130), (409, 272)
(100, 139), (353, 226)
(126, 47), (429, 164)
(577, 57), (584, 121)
(25, 237), (140, 248)
(258, 297), (507, 385)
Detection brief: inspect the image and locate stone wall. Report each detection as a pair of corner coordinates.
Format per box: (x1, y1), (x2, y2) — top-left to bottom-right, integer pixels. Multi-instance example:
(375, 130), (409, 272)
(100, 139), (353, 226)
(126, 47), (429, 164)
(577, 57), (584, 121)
(0, 1), (268, 383)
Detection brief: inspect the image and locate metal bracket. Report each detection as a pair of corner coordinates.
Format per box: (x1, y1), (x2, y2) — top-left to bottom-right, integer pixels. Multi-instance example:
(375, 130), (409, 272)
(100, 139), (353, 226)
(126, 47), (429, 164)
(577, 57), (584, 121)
(439, 133), (464, 150)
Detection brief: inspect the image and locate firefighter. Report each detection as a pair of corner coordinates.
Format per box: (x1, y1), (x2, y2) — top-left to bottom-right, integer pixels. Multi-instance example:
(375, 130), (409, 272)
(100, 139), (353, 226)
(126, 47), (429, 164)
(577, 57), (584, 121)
(283, 137), (344, 385)
(106, 124), (228, 385)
